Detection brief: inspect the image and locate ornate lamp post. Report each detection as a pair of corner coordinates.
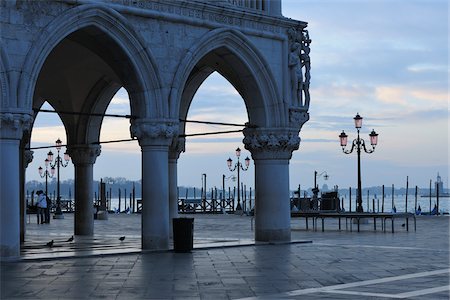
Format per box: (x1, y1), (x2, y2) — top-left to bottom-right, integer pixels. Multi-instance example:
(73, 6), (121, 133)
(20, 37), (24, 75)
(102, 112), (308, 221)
(227, 147), (250, 211)
(38, 158), (55, 197)
(339, 113), (378, 212)
(47, 138), (70, 218)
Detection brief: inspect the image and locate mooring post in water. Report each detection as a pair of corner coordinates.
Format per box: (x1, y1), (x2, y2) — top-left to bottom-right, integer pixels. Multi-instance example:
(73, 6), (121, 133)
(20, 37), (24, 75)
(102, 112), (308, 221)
(382, 184), (385, 213)
(405, 176), (409, 213)
(249, 187), (252, 212)
(429, 179), (432, 214)
(118, 188), (121, 212)
(414, 185), (418, 212)
(367, 190), (370, 212)
(349, 187), (352, 212)
(392, 184), (395, 212)
(436, 181), (440, 215)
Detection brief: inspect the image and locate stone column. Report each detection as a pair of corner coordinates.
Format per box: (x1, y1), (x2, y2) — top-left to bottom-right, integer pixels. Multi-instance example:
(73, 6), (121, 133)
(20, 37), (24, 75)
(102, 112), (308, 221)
(67, 145), (101, 235)
(21, 150), (34, 243)
(0, 113), (33, 260)
(168, 138), (185, 238)
(130, 119), (178, 250)
(243, 127), (300, 242)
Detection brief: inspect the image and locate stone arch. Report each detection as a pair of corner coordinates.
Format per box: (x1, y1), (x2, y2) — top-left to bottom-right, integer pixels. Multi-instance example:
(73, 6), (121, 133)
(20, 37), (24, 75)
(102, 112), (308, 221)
(170, 28), (283, 131)
(18, 4), (163, 121)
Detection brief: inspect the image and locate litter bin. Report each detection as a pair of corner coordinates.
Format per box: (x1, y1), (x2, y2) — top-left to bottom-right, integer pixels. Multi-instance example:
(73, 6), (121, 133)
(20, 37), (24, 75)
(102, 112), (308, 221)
(173, 218), (194, 252)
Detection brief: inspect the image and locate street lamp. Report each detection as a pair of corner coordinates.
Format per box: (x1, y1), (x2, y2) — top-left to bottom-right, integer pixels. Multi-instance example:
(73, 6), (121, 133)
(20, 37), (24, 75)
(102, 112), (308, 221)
(339, 113), (378, 212)
(227, 147), (251, 211)
(314, 171), (329, 190)
(38, 158), (55, 197)
(47, 138), (70, 218)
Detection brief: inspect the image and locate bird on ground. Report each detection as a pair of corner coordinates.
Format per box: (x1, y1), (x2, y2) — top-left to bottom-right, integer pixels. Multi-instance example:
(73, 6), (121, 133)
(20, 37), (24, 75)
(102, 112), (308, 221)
(46, 240), (54, 247)
(401, 223), (406, 227)
(119, 236), (125, 241)
(66, 235), (74, 242)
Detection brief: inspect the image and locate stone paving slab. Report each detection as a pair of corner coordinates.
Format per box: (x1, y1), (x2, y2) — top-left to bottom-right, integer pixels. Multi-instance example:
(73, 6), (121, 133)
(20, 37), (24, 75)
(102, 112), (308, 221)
(1, 214), (449, 299)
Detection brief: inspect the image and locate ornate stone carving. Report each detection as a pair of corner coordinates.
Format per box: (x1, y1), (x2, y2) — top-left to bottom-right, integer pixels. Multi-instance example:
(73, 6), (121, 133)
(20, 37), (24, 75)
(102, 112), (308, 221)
(288, 27), (311, 110)
(0, 113), (33, 140)
(67, 144), (101, 165)
(23, 150), (34, 168)
(130, 119), (179, 147)
(289, 108), (309, 130)
(169, 137), (185, 160)
(243, 127), (300, 160)
(106, 0), (282, 34)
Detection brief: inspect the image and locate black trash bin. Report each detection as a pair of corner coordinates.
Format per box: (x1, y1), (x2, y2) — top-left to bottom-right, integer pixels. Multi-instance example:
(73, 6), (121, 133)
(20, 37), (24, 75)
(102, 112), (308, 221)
(173, 218), (194, 252)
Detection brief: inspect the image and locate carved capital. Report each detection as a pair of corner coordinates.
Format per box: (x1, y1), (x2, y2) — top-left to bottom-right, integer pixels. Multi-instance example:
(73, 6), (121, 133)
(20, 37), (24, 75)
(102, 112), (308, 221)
(169, 137), (186, 160)
(243, 127), (300, 160)
(130, 119), (179, 147)
(24, 150), (34, 168)
(289, 108), (309, 130)
(67, 144), (101, 165)
(0, 113), (33, 140)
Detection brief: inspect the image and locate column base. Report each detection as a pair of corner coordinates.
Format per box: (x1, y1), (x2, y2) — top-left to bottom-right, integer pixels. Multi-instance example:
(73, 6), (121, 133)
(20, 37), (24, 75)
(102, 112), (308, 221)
(255, 228), (291, 242)
(0, 246), (20, 262)
(142, 236), (169, 251)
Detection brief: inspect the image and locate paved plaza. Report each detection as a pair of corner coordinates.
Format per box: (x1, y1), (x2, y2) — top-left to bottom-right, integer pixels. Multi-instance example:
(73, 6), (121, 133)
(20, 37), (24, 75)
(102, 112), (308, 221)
(1, 213), (449, 299)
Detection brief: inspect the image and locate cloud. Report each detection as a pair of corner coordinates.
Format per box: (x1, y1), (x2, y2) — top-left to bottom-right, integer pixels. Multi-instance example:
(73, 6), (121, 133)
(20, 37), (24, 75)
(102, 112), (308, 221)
(375, 85), (447, 108)
(407, 64), (448, 73)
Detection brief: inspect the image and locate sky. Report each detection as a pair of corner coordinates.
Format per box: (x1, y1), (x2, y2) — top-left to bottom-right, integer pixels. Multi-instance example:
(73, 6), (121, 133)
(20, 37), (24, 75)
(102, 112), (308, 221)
(27, 0), (449, 192)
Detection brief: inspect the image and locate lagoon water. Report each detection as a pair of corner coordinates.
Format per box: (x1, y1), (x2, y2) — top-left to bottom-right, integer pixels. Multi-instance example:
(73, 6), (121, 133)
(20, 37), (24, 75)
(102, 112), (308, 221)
(340, 195), (448, 214)
(105, 195), (449, 214)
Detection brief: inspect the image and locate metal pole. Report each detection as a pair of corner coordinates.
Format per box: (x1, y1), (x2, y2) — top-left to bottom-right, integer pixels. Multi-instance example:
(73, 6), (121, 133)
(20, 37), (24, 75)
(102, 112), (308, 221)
(55, 151), (62, 216)
(237, 158), (241, 210)
(356, 129), (363, 212)
(45, 170), (48, 197)
(314, 171), (317, 189)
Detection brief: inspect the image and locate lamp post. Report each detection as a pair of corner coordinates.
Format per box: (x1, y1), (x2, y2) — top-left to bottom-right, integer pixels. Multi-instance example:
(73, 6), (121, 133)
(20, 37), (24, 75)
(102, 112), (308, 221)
(38, 159), (55, 197)
(314, 171), (329, 190)
(227, 147), (250, 211)
(339, 113), (378, 212)
(47, 138), (70, 218)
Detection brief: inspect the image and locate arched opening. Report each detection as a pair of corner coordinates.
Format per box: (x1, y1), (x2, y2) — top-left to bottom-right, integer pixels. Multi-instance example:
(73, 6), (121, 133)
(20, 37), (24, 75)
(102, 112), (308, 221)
(179, 72), (254, 215)
(26, 101), (74, 230)
(22, 9), (158, 248)
(95, 88), (141, 240)
(175, 30), (293, 243)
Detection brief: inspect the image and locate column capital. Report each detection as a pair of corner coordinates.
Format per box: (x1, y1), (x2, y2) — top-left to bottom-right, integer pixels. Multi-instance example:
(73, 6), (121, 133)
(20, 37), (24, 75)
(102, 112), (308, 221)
(0, 113), (33, 140)
(130, 119), (179, 147)
(24, 150), (34, 168)
(67, 144), (101, 165)
(289, 108), (309, 130)
(169, 137), (185, 160)
(243, 127), (300, 160)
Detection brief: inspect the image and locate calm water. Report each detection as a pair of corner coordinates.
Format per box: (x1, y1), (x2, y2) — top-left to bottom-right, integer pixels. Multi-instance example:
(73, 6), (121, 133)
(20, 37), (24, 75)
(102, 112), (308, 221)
(106, 195), (449, 214)
(339, 195), (448, 214)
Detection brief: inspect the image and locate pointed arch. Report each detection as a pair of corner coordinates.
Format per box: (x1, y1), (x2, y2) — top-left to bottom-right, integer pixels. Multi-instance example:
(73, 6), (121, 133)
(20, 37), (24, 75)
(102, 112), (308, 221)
(18, 4), (164, 119)
(170, 28), (283, 129)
